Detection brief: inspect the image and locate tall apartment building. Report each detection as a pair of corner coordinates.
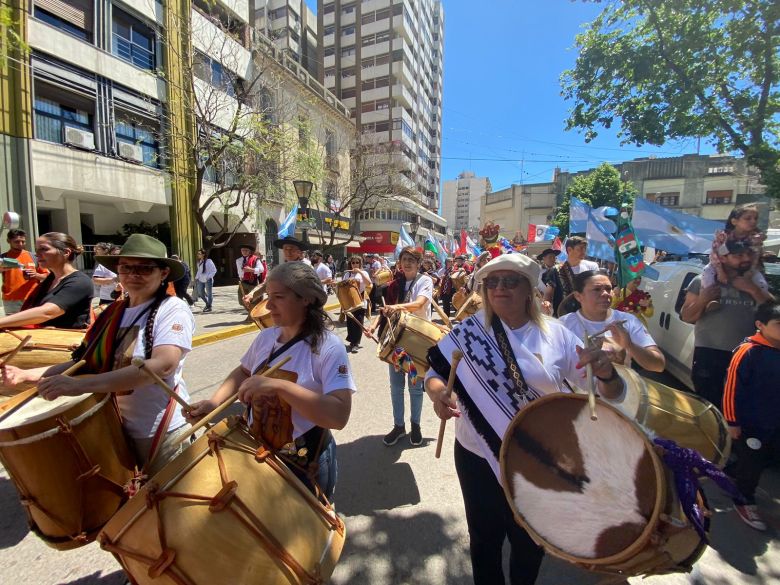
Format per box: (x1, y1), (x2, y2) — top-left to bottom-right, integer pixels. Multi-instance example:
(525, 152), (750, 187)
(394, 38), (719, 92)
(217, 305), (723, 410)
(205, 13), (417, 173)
(255, 0), (320, 77)
(318, 0), (444, 212)
(441, 171), (491, 234)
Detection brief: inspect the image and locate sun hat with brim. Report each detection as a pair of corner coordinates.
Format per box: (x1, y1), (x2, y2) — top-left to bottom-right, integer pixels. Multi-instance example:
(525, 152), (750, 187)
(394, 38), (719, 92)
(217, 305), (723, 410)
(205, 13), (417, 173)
(273, 235), (310, 251)
(95, 233), (184, 282)
(536, 248), (561, 261)
(475, 253), (540, 288)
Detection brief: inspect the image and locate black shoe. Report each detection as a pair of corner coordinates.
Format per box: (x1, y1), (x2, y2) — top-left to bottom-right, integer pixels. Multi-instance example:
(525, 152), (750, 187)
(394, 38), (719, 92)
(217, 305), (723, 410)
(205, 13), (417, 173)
(203, 307), (212, 313)
(410, 423), (422, 446)
(383, 425), (406, 446)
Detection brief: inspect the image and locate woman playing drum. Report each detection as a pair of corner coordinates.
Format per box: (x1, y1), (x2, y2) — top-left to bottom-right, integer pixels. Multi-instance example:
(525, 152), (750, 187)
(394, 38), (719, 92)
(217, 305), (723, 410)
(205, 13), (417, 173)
(2, 234), (195, 473)
(558, 270), (666, 373)
(370, 246), (434, 448)
(425, 254), (624, 585)
(187, 262), (355, 500)
(0, 232), (93, 329)
(342, 255), (371, 353)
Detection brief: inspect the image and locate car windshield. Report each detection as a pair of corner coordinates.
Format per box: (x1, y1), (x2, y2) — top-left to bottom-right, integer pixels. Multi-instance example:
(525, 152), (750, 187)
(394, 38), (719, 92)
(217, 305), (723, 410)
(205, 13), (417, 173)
(764, 263), (780, 296)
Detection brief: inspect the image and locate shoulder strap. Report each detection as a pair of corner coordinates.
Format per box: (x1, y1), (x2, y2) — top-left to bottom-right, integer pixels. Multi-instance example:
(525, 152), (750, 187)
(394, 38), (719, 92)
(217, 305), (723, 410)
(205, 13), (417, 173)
(254, 332), (308, 375)
(490, 315), (533, 402)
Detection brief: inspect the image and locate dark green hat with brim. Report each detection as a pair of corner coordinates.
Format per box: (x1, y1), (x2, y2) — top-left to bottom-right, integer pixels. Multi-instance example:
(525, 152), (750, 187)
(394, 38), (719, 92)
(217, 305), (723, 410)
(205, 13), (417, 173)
(95, 233), (185, 281)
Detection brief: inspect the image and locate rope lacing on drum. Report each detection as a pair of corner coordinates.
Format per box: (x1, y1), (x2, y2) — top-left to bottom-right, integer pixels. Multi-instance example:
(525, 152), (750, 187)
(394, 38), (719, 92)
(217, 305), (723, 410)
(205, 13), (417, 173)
(100, 427), (339, 585)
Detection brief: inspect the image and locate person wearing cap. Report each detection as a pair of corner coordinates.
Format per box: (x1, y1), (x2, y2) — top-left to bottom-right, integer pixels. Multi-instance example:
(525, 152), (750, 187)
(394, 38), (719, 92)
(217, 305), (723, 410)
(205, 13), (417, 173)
(424, 253), (625, 585)
(2, 234), (195, 474)
(236, 244), (264, 306)
(543, 236), (600, 316)
(0, 232), (92, 329)
(310, 250), (333, 291)
(187, 262), (355, 500)
(535, 248), (560, 295)
(681, 238), (774, 407)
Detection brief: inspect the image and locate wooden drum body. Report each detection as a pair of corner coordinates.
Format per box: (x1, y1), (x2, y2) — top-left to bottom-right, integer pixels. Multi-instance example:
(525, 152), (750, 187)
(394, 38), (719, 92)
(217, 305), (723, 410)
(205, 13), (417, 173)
(452, 290), (467, 311)
(0, 390), (136, 549)
(99, 417), (346, 585)
(453, 292), (482, 322)
(500, 394), (707, 577)
(336, 279), (363, 312)
(0, 328), (85, 394)
(613, 366), (731, 466)
(377, 311), (445, 374)
(250, 299), (274, 330)
(451, 270), (468, 290)
(373, 267), (392, 287)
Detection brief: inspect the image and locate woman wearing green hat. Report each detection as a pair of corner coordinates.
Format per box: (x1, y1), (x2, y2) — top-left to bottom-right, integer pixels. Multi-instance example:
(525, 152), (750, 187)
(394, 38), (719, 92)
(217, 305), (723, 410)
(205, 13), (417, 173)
(2, 234), (195, 473)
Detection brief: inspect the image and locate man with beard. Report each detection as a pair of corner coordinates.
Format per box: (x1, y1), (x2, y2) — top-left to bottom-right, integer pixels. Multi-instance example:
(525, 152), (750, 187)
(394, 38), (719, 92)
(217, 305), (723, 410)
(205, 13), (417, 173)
(310, 250), (333, 291)
(681, 240), (774, 407)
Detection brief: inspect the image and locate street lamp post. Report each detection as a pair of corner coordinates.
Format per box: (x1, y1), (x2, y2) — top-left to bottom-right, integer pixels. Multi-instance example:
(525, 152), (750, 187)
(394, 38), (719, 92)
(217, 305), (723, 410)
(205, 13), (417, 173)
(409, 218), (419, 247)
(293, 180), (314, 245)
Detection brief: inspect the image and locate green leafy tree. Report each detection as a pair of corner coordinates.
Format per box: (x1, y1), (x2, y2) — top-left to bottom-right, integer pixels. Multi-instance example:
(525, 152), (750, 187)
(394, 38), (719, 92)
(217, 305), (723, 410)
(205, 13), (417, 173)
(561, 0), (780, 197)
(552, 163), (636, 236)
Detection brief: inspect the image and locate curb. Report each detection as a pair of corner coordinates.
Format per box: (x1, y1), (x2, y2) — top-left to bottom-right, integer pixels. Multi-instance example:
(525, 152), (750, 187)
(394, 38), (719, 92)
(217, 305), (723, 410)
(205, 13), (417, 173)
(192, 324), (257, 348)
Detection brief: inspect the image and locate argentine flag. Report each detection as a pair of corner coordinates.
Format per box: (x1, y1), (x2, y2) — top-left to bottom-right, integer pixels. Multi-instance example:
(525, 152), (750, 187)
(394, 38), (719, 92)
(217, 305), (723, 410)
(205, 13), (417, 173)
(277, 204), (298, 238)
(585, 209), (616, 262)
(395, 223), (415, 259)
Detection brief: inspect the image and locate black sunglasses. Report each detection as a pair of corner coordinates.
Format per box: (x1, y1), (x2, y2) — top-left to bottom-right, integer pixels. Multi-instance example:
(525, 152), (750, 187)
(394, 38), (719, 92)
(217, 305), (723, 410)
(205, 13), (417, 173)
(483, 275), (524, 290)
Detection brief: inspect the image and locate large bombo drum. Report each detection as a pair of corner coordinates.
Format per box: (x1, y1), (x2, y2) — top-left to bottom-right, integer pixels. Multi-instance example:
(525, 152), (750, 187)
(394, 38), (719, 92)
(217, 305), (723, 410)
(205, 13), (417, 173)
(373, 267), (392, 286)
(453, 292), (482, 323)
(612, 365), (731, 466)
(0, 328), (85, 394)
(500, 394), (708, 577)
(451, 270), (468, 290)
(336, 279), (363, 312)
(0, 390), (136, 549)
(250, 299), (274, 330)
(99, 416), (346, 585)
(377, 311), (445, 375)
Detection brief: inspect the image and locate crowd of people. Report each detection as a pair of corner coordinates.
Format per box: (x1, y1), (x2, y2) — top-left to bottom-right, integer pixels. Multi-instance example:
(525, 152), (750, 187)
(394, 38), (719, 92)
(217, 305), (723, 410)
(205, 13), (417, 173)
(0, 201), (777, 584)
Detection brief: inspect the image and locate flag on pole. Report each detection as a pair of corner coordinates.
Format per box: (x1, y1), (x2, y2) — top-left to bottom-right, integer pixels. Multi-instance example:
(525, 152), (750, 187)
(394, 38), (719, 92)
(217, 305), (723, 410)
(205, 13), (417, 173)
(527, 224), (560, 242)
(465, 234), (482, 258)
(459, 230), (467, 256)
(585, 209), (616, 262)
(552, 237), (562, 251)
(424, 230), (439, 256)
(570, 197), (617, 234)
(395, 223), (415, 259)
(632, 198), (719, 254)
(277, 203), (298, 238)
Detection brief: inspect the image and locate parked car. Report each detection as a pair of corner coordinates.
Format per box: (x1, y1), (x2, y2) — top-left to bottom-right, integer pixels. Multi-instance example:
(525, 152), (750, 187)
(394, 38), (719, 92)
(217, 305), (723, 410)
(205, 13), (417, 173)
(640, 260), (780, 390)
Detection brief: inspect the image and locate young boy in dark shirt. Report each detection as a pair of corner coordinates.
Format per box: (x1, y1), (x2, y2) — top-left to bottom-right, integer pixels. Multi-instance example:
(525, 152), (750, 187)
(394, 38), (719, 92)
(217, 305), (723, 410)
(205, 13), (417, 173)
(723, 299), (780, 531)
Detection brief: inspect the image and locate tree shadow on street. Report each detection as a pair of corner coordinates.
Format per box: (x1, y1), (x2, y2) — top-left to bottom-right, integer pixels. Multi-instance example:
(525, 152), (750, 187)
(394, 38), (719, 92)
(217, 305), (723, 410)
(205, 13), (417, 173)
(0, 476), (28, 549)
(335, 435), (421, 517)
(58, 570), (126, 585)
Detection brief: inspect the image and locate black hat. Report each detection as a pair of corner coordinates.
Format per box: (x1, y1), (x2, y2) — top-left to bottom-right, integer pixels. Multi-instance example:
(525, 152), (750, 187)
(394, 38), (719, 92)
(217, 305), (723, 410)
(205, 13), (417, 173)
(536, 248), (561, 261)
(239, 243), (256, 251)
(454, 254), (466, 260)
(721, 240), (753, 255)
(273, 236), (310, 251)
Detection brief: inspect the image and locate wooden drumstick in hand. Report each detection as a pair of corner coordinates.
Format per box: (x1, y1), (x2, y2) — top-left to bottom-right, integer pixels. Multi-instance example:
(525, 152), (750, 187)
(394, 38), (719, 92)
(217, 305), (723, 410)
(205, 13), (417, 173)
(345, 311), (379, 343)
(0, 335), (32, 368)
(131, 357), (194, 415)
(583, 333), (598, 421)
(436, 350), (464, 459)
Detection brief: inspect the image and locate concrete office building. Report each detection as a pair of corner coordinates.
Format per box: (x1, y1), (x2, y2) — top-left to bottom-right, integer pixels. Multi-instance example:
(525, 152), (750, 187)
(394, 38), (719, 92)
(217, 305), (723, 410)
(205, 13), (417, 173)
(442, 171), (491, 235)
(254, 0), (320, 78)
(318, 0), (444, 212)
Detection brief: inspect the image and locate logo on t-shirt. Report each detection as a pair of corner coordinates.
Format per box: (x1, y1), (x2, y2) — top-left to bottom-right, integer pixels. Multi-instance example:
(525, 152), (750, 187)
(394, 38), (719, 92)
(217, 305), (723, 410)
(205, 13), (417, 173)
(337, 364), (349, 377)
(171, 323), (184, 333)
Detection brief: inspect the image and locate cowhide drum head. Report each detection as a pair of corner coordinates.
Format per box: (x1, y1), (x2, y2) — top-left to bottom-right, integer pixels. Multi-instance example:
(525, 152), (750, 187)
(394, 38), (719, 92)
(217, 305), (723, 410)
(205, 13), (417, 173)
(500, 394), (665, 564)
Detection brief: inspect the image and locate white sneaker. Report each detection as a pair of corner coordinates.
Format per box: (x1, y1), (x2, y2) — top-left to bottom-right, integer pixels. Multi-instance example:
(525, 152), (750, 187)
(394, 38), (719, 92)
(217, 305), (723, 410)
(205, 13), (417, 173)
(735, 504), (767, 531)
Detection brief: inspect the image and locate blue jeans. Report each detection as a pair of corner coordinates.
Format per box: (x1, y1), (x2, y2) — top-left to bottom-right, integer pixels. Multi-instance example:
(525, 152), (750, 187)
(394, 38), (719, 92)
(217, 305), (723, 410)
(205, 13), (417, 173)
(317, 438), (338, 501)
(389, 364), (424, 427)
(194, 279), (213, 308)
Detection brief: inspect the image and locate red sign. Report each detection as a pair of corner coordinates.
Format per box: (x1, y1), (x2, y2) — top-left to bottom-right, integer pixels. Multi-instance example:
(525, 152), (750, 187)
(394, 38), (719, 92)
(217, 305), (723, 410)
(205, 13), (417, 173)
(354, 231), (397, 254)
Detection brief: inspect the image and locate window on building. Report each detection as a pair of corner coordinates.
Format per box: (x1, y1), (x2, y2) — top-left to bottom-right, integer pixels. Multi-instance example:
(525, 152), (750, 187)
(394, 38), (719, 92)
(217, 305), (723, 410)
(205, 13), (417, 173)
(324, 67), (335, 78)
(324, 46), (335, 57)
(341, 45), (355, 57)
(341, 87), (356, 99)
(361, 12), (375, 25)
(342, 25), (355, 36)
(376, 31), (390, 44)
(323, 3), (334, 14)
(705, 190), (733, 205)
(646, 192), (679, 207)
(376, 8), (391, 21)
(708, 166), (735, 175)
(34, 0), (93, 42)
(33, 85), (94, 144)
(268, 6), (287, 19)
(297, 114), (310, 145)
(323, 25), (335, 36)
(112, 8), (156, 71)
(361, 101), (375, 113)
(341, 3), (355, 15)
(361, 34), (375, 47)
(115, 113), (161, 167)
(341, 67), (355, 78)
(376, 99), (390, 110)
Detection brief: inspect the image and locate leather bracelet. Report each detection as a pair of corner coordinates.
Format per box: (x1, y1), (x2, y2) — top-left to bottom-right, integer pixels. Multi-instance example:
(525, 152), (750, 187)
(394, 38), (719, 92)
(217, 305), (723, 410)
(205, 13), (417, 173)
(595, 367), (619, 383)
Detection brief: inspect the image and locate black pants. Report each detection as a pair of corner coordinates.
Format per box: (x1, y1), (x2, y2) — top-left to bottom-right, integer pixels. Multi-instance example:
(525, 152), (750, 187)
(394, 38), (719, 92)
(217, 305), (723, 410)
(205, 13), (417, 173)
(370, 285), (384, 312)
(440, 293), (453, 317)
(727, 428), (780, 503)
(345, 308), (366, 345)
(691, 346), (732, 408)
(455, 441), (544, 585)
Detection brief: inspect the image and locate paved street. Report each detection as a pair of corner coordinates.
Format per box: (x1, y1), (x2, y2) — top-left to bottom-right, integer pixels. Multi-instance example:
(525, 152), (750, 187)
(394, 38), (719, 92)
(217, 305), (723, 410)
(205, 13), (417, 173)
(0, 286), (778, 584)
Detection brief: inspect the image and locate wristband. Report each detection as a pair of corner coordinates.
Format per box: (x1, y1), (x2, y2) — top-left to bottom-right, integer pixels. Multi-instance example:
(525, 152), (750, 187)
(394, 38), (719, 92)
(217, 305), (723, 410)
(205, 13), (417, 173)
(595, 367), (619, 383)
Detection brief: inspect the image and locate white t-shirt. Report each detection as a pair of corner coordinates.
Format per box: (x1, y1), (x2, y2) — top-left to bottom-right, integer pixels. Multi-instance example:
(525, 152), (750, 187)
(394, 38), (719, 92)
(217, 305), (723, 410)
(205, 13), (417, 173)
(115, 297), (195, 439)
(92, 263), (117, 301)
(314, 262), (332, 290)
(425, 318), (587, 457)
(240, 327), (357, 439)
(195, 259), (217, 282)
(558, 309), (658, 366)
(570, 259), (600, 274)
(403, 274), (433, 320)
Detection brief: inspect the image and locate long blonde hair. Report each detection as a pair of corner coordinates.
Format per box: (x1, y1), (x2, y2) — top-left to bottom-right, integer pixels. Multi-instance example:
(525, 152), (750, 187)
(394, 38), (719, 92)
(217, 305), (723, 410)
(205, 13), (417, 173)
(482, 274), (550, 334)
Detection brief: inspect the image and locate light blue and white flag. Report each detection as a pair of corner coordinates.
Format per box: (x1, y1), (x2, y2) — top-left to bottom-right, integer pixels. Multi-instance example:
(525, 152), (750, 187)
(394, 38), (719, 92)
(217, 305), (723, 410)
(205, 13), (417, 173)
(395, 223), (415, 259)
(632, 198), (720, 255)
(465, 234), (482, 258)
(277, 203), (298, 238)
(570, 197), (617, 234)
(586, 209), (616, 262)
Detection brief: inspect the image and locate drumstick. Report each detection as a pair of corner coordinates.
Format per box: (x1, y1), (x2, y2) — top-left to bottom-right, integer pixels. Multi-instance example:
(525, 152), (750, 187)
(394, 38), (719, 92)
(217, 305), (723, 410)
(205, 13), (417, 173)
(432, 299), (452, 329)
(436, 350), (463, 459)
(583, 332), (598, 421)
(345, 311), (379, 343)
(178, 355), (292, 443)
(0, 328), (25, 342)
(0, 359), (85, 424)
(0, 335), (32, 368)
(131, 357), (194, 415)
